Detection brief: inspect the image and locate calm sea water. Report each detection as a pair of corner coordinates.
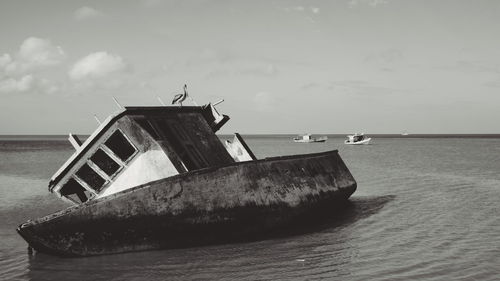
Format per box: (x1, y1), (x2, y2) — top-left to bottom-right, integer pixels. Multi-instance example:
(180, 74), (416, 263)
(0, 136), (499, 281)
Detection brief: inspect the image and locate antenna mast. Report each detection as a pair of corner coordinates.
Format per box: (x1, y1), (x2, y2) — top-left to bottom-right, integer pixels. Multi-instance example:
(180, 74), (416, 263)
(112, 96), (123, 109)
(157, 96), (166, 106)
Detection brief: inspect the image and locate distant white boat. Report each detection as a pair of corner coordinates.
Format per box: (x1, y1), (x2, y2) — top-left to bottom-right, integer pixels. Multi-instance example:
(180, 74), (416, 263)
(401, 132), (409, 136)
(293, 134), (328, 143)
(345, 133), (371, 145)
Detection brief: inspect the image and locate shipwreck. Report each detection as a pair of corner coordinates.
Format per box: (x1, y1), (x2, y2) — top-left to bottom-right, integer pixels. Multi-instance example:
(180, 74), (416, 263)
(17, 90), (357, 257)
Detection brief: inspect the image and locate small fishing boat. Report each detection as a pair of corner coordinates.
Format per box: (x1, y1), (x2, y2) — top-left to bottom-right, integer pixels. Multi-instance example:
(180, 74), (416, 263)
(293, 134), (328, 143)
(17, 88), (356, 257)
(345, 133), (371, 145)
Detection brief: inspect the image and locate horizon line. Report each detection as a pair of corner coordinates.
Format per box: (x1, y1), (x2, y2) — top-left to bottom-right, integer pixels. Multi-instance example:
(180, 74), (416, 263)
(1, 133), (500, 138)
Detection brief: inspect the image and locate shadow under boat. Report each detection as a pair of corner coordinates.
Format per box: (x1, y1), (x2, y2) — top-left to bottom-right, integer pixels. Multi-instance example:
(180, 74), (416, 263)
(249, 194), (396, 241)
(17, 90), (359, 257)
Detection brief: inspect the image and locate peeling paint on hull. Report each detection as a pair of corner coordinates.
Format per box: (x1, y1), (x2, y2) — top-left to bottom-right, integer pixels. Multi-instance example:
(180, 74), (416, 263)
(17, 150), (356, 257)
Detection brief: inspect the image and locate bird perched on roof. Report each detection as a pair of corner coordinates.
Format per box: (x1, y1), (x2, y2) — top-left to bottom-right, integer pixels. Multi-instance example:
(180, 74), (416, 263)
(172, 84), (188, 106)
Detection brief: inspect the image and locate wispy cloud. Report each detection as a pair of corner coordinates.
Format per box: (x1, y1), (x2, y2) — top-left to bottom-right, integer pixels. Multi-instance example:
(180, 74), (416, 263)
(282, 5), (320, 25)
(290, 6), (305, 12)
(184, 48), (279, 78)
(434, 60), (500, 74)
(205, 63), (278, 79)
(238, 64), (278, 76)
(69, 52), (128, 81)
(284, 6), (320, 14)
(74, 6), (106, 21)
(68, 52), (132, 94)
(0, 37), (65, 94)
(0, 75), (33, 93)
(483, 80), (500, 88)
(0, 74), (61, 95)
(364, 49), (404, 64)
(349, 0), (389, 8)
(328, 80), (398, 96)
(300, 82), (322, 91)
(1, 37), (65, 76)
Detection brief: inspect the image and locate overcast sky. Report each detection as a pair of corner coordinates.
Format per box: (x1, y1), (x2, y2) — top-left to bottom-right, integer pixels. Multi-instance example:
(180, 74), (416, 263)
(1, 0), (499, 134)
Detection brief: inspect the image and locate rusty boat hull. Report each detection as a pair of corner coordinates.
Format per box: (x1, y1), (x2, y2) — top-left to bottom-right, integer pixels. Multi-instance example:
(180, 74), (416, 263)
(17, 150), (356, 257)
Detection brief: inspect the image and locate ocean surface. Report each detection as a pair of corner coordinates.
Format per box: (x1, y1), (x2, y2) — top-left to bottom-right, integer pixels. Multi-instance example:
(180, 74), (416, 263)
(0, 135), (499, 281)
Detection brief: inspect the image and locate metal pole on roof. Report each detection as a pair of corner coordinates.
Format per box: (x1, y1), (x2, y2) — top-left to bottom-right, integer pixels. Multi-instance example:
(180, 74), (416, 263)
(213, 99), (224, 106)
(157, 96), (166, 106)
(94, 114), (102, 125)
(112, 96), (123, 109)
(189, 96), (198, 106)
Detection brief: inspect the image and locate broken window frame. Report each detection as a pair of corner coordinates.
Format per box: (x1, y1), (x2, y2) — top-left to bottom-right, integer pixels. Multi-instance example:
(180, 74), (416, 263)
(88, 148), (124, 179)
(103, 129), (138, 163)
(58, 129), (138, 203)
(74, 162), (108, 193)
(60, 176), (98, 204)
(63, 188), (95, 204)
(84, 129), (138, 192)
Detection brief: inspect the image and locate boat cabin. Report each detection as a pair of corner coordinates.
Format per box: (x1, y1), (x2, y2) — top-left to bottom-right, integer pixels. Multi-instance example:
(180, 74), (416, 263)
(348, 134), (365, 142)
(293, 134), (327, 143)
(49, 103), (255, 205)
(294, 134), (311, 141)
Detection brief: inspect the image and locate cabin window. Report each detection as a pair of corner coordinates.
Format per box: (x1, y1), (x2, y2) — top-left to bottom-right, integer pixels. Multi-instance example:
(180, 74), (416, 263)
(135, 119), (160, 140)
(104, 130), (137, 162)
(75, 163), (106, 192)
(90, 148), (121, 177)
(60, 178), (93, 203)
